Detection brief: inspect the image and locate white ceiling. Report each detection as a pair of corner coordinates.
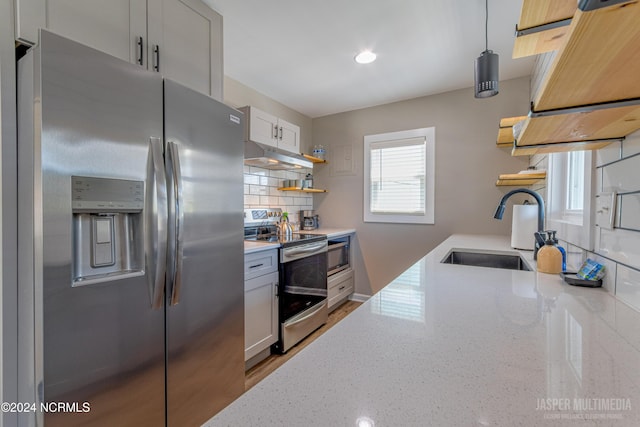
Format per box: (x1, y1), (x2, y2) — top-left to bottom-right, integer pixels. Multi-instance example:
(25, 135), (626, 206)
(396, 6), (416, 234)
(204, 0), (534, 118)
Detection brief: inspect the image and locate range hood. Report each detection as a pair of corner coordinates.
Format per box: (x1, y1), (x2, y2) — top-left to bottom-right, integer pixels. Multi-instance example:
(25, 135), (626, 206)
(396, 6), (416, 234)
(244, 140), (313, 170)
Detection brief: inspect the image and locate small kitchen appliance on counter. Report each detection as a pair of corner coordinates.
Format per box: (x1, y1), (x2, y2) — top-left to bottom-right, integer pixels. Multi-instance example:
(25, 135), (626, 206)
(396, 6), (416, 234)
(300, 210), (320, 230)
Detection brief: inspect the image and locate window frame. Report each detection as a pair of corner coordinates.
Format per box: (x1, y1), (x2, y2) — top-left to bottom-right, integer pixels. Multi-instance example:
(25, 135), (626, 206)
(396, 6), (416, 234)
(546, 150), (594, 250)
(363, 127), (435, 224)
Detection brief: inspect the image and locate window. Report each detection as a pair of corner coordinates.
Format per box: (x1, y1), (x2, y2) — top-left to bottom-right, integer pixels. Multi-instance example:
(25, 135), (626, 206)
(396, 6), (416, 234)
(566, 151), (585, 213)
(546, 150), (593, 250)
(364, 127), (435, 224)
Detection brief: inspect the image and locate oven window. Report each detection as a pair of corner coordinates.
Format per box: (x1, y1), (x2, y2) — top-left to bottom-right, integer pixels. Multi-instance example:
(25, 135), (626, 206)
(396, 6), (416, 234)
(280, 252), (327, 321)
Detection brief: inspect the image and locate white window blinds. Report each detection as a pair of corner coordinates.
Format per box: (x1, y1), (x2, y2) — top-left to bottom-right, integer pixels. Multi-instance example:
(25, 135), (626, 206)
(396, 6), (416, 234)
(369, 137), (426, 215)
(364, 127), (435, 224)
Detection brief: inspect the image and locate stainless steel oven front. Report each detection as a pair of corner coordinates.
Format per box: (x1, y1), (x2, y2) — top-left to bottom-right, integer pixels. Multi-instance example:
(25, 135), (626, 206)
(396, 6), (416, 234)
(274, 238), (328, 353)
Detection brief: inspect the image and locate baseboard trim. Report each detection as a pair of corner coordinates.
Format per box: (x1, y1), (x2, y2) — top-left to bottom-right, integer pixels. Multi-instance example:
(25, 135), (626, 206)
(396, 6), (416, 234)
(349, 293), (371, 303)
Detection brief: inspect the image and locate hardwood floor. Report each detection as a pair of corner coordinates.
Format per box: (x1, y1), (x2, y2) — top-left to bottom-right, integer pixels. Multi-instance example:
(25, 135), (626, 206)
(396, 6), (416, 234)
(245, 300), (362, 391)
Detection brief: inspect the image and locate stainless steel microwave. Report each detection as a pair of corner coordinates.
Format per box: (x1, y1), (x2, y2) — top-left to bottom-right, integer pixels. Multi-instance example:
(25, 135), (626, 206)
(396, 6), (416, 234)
(327, 236), (350, 276)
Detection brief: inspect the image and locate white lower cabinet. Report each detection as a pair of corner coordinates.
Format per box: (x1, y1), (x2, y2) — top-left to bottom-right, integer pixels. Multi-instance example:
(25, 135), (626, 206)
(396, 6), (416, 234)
(328, 268), (354, 310)
(244, 249), (279, 362)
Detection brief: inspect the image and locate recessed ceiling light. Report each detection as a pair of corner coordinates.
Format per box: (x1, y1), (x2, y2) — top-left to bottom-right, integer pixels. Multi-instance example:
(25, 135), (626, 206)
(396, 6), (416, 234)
(354, 50), (376, 64)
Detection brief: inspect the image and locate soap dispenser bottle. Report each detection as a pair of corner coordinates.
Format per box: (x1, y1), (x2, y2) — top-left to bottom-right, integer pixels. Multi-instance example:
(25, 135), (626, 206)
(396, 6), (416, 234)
(536, 232), (563, 274)
(549, 230), (567, 272)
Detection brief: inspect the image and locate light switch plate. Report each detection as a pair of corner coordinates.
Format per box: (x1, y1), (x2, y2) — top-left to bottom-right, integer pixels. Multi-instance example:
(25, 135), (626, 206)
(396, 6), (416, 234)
(595, 192), (616, 230)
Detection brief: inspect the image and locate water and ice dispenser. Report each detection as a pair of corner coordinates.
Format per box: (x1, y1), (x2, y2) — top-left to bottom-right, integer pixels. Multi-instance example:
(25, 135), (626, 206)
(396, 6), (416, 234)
(72, 176), (145, 286)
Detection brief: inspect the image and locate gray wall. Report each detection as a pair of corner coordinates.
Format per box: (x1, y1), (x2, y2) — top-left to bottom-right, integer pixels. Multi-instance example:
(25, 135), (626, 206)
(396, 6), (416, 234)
(312, 77), (532, 295)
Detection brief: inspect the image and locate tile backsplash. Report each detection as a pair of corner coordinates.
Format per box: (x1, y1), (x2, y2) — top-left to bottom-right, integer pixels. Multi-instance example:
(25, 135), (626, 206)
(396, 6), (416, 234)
(244, 166), (313, 225)
(530, 130), (640, 312)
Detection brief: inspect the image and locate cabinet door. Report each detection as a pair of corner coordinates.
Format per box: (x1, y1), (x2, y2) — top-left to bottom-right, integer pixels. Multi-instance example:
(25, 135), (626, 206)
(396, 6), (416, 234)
(277, 117), (300, 154)
(16, 0), (146, 65)
(248, 107), (279, 148)
(244, 271), (279, 361)
(148, 0), (223, 99)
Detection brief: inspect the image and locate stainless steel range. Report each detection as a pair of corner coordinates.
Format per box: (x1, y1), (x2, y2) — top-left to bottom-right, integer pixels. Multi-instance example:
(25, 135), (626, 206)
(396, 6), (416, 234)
(244, 208), (328, 353)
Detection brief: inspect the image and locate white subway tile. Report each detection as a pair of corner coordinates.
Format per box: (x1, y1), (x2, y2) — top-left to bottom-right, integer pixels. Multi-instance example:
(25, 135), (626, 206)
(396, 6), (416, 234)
(601, 155), (640, 193)
(268, 177), (281, 187)
(249, 166), (268, 176)
(616, 264), (640, 312)
(596, 140), (621, 167)
(588, 253), (617, 294)
(244, 195), (260, 206)
(269, 170), (287, 179)
(619, 193), (640, 231)
(243, 184), (249, 195)
(622, 131), (640, 158)
(243, 165), (251, 174)
(259, 176), (270, 186)
(564, 242), (585, 272)
(279, 196), (294, 205)
(597, 227), (640, 271)
(249, 185), (267, 196)
(269, 187), (280, 196)
(244, 174), (259, 185)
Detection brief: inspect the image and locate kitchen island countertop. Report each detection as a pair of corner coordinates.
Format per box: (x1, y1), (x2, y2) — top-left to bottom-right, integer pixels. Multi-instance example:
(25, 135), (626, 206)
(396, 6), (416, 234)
(214, 234), (640, 426)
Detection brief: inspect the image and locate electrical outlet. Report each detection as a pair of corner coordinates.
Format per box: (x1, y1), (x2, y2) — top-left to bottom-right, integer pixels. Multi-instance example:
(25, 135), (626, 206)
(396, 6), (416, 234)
(595, 192), (616, 230)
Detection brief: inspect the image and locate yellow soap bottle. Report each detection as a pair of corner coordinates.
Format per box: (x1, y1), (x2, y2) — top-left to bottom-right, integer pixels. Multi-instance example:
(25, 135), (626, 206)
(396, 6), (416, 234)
(537, 236), (563, 274)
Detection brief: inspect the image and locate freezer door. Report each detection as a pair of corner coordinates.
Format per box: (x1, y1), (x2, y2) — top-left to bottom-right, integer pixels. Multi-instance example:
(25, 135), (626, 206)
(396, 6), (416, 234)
(18, 31), (165, 426)
(164, 79), (245, 426)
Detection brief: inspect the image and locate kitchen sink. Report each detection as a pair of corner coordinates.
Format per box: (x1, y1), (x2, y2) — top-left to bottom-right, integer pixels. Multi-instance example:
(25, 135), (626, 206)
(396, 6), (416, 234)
(441, 249), (532, 271)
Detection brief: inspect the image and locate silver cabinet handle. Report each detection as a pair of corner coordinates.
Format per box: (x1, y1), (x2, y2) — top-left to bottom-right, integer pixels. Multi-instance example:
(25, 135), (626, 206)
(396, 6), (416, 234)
(279, 126), (283, 140)
(153, 45), (160, 72)
(273, 124), (278, 139)
(146, 137), (168, 309)
(166, 140), (184, 306)
(249, 263), (264, 269)
(137, 36), (144, 66)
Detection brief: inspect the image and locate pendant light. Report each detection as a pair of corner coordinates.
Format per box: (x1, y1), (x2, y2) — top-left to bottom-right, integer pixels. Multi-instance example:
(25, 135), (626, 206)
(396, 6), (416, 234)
(474, 0), (499, 98)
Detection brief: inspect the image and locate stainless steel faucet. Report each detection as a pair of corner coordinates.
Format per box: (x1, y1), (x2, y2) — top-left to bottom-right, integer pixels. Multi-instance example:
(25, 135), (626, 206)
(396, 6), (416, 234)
(493, 188), (545, 259)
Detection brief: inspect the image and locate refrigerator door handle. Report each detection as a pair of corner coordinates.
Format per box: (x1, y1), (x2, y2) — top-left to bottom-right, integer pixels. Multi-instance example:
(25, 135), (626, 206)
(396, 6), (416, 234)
(166, 140), (184, 306)
(147, 137), (168, 309)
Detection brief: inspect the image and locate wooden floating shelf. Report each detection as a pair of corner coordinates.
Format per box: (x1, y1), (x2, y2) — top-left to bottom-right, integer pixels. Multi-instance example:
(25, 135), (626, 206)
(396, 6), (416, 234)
(512, 1), (640, 154)
(278, 187), (327, 193)
(496, 116), (527, 147)
(301, 153), (327, 164)
(533, 2), (640, 111)
(512, 139), (617, 157)
(513, 0), (576, 58)
(496, 172), (547, 186)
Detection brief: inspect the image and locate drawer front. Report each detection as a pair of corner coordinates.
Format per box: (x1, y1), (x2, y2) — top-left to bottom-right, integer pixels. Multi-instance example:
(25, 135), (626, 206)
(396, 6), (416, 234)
(328, 269), (354, 308)
(244, 249), (278, 280)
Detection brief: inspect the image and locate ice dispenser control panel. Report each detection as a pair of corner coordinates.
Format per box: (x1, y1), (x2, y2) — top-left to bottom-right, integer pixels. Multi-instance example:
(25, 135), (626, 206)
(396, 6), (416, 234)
(72, 176), (143, 212)
(71, 176), (145, 287)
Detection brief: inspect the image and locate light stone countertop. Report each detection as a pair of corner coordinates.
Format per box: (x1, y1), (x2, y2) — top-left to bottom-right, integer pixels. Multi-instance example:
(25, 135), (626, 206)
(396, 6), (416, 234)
(301, 227), (356, 239)
(243, 241), (280, 254)
(220, 234), (640, 426)
(243, 228), (355, 254)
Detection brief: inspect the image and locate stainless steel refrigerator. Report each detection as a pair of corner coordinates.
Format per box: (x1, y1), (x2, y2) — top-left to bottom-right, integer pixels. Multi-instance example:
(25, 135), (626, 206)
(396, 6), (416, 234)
(17, 30), (245, 426)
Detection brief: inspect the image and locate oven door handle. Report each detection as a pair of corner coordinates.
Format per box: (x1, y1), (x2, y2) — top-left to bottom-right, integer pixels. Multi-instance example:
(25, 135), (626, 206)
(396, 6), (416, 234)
(284, 242), (326, 257)
(328, 242), (348, 250)
(285, 302), (326, 327)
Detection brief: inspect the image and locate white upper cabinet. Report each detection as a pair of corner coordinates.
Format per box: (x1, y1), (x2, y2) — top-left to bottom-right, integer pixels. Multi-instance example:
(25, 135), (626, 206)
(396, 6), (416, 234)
(243, 106), (301, 154)
(148, 0), (223, 100)
(15, 0), (223, 100)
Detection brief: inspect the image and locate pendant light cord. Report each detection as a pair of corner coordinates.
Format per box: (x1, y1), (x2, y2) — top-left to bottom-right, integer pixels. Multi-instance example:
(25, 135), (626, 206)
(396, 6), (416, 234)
(485, 0), (489, 52)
